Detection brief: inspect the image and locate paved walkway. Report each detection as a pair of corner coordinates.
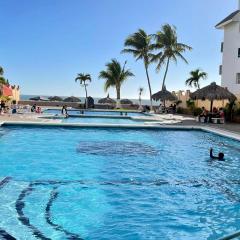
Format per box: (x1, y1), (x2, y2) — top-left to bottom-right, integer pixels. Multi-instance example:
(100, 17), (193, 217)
(180, 119), (240, 134)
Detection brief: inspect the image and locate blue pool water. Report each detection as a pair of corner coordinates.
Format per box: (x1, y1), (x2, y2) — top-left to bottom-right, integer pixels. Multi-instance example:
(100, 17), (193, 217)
(61, 116), (144, 124)
(44, 109), (146, 117)
(0, 126), (240, 239)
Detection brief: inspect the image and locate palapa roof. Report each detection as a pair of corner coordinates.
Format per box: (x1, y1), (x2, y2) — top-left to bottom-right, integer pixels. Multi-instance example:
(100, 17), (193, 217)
(120, 99), (133, 104)
(215, 10), (240, 29)
(152, 87), (177, 102)
(29, 96), (49, 101)
(98, 96), (116, 104)
(190, 82), (237, 101)
(63, 96), (81, 102)
(48, 96), (63, 101)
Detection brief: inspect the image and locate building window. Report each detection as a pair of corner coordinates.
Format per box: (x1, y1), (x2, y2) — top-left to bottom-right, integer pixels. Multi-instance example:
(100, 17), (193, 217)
(221, 42), (224, 52)
(237, 73), (240, 84)
(219, 65), (222, 75)
(238, 48), (240, 57)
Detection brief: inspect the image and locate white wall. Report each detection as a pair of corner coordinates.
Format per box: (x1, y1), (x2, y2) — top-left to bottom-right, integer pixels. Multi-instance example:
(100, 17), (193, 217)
(221, 21), (240, 96)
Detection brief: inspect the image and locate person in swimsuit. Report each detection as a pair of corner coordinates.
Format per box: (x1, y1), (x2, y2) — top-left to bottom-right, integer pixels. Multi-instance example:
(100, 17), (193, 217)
(61, 105), (69, 117)
(210, 148), (224, 161)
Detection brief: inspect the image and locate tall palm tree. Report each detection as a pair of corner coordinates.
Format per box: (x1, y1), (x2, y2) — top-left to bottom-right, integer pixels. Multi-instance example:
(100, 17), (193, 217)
(185, 69), (207, 89)
(122, 29), (154, 110)
(99, 59), (134, 108)
(138, 87), (144, 107)
(75, 73), (91, 109)
(152, 24), (192, 89)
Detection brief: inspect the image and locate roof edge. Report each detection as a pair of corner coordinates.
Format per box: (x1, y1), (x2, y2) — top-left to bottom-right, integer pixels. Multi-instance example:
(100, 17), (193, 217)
(215, 10), (240, 29)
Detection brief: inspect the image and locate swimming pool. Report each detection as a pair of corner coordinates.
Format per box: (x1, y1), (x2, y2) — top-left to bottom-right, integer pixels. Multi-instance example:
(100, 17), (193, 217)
(44, 109), (146, 117)
(60, 116), (146, 124)
(0, 126), (240, 239)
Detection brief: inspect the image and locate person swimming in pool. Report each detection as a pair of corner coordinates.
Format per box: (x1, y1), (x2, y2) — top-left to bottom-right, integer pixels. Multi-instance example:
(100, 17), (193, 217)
(210, 148), (225, 161)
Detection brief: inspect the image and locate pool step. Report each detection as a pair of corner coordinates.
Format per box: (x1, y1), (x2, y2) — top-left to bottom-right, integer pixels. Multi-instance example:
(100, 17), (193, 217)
(0, 179), (36, 240)
(23, 184), (66, 239)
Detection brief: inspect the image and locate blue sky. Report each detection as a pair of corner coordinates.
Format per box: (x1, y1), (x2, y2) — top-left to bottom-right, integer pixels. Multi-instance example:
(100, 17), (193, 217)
(0, 0), (237, 99)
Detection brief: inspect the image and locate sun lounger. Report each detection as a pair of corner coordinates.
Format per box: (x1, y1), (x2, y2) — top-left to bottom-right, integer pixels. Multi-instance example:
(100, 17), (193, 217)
(211, 118), (225, 124)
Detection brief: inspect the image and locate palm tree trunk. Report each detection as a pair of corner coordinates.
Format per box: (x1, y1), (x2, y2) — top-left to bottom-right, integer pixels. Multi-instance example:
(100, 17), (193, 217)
(84, 84), (88, 109)
(162, 57), (170, 89)
(116, 86), (121, 109)
(144, 63), (153, 110)
(210, 100), (213, 112)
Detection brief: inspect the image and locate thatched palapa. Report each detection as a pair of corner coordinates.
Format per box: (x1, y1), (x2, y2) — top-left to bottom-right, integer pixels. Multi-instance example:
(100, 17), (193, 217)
(152, 86), (177, 105)
(98, 95), (116, 104)
(29, 96), (49, 101)
(64, 96), (81, 102)
(120, 99), (133, 105)
(190, 82), (236, 111)
(48, 96), (63, 101)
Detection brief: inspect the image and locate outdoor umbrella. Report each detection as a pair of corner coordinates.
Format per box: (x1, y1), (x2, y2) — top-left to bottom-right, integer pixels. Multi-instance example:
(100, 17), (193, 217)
(120, 99), (133, 104)
(152, 86), (177, 106)
(98, 94), (116, 104)
(48, 96), (63, 101)
(190, 82), (236, 112)
(64, 96), (81, 102)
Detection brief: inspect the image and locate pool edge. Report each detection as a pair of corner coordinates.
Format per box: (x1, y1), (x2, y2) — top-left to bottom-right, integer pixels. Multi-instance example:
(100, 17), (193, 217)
(1, 121), (240, 141)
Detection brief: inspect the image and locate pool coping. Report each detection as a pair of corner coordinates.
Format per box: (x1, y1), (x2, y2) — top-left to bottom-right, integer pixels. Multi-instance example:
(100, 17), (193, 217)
(1, 120), (240, 141)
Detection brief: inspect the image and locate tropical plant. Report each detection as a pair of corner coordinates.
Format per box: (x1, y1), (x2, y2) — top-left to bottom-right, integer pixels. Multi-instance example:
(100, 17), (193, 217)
(186, 99), (195, 110)
(75, 73), (91, 109)
(122, 29), (154, 110)
(138, 87), (144, 107)
(152, 24), (192, 89)
(224, 100), (236, 121)
(185, 69), (207, 89)
(99, 59), (134, 108)
(0, 66), (3, 76)
(0, 66), (7, 85)
(0, 77), (6, 85)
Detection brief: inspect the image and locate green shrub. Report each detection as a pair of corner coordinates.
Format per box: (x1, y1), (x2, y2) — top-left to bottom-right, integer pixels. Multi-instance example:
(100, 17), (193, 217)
(176, 107), (184, 114)
(235, 108), (240, 116)
(193, 107), (202, 116)
(186, 99), (195, 109)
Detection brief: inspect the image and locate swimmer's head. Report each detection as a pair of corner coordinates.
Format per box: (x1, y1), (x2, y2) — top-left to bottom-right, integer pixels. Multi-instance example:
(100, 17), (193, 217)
(219, 152), (224, 160)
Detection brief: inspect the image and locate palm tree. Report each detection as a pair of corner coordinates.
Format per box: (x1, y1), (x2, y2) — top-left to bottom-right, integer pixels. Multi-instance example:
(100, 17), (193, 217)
(0, 66), (3, 76)
(122, 29), (154, 110)
(185, 69), (207, 89)
(0, 66), (7, 85)
(152, 24), (192, 89)
(99, 59), (134, 108)
(138, 87), (144, 108)
(75, 73), (91, 109)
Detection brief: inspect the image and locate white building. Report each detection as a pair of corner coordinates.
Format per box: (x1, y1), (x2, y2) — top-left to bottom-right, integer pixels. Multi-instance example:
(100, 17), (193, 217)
(216, 0), (240, 98)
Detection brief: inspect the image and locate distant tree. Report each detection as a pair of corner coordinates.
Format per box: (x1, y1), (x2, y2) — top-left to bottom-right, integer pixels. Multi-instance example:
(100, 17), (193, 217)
(185, 69), (207, 89)
(0, 66), (7, 85)
(0, 66), (3, 76)
(122, 29), (154, 110)
(75, 73), (91, 108)
(99, 59), (134, 108)
(152, 24), (192, 89)
(138, 87), (144, 107)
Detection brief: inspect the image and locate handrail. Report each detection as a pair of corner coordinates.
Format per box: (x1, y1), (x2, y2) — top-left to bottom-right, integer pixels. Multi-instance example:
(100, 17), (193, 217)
(218, 231), (240, 240)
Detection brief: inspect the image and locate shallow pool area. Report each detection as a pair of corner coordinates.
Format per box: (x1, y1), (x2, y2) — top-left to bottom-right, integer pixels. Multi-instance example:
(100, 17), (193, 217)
(0, 126), (240, 239)
(44, 109), (146, 117)
(61, 116), (146, 124)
